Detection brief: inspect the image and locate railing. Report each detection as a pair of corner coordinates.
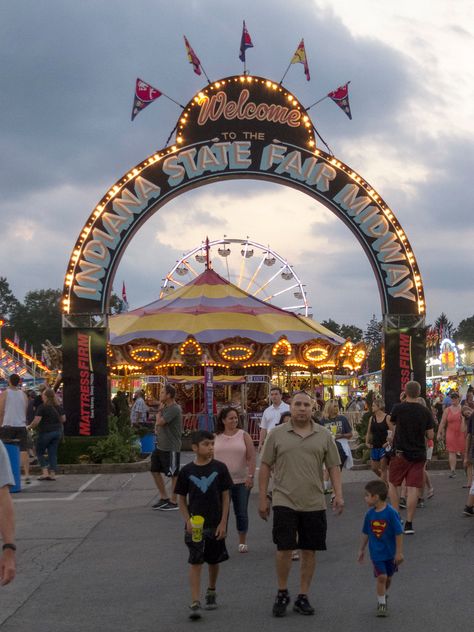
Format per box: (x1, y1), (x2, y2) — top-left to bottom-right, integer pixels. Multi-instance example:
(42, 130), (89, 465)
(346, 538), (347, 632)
(247, 413), (263, 444)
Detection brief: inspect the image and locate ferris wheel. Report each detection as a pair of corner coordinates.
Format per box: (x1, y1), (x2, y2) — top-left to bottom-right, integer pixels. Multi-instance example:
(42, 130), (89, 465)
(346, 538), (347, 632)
(161, 237), (310, 316)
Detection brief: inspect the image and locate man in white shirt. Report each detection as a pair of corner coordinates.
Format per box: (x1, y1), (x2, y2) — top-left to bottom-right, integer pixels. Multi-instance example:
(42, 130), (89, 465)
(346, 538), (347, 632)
(258, 387), (290, 452)
(0, 374), (29, 483)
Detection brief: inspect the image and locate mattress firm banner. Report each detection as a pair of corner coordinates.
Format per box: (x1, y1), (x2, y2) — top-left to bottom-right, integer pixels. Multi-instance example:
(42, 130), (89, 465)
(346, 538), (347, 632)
(383, 321), (426, 412)
(62, 328), (108, 435)
(63, 75), (424, 319)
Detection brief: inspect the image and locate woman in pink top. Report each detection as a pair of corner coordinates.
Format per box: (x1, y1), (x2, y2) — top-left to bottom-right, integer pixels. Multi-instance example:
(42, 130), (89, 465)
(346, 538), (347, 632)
(214, 406), (256, 553)
(438, 393), (465, 477)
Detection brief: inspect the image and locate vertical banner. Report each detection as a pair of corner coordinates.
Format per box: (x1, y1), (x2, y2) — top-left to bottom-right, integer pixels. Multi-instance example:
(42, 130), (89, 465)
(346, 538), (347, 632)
(204, 366), (214, 432)
(62, 328), (108, 435)
(383, 316), (426, 413)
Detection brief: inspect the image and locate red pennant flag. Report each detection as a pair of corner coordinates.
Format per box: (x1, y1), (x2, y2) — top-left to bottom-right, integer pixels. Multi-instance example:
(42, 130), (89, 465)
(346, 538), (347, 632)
(239, 20), (254, 62)
(184, 36), (202, 76)
(328, 83), (352, 120)
(131, 78), (162, 121)
(122, 281), (129, 311)
(291, 39), (310, 81)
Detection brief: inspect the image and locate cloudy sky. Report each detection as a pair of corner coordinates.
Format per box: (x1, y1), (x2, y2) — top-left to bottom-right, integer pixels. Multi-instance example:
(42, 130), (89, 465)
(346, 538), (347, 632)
(1, 0), (472, 331)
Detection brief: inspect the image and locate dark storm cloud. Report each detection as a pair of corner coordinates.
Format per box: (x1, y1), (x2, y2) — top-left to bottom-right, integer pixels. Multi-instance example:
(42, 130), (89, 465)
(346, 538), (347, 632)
(0, 0), (471, 328)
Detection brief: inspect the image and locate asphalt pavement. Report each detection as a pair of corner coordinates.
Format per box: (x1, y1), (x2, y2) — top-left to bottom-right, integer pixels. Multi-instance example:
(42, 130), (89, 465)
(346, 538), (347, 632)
(1, 464), (473, 632)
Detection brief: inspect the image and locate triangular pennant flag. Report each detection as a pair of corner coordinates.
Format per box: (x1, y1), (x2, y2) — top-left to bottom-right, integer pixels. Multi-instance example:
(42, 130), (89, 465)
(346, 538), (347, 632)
(122, 281), (129, 312)
(184, 36), (202, 76)
(131, 78), (162, 121)
(328, 83), (352, 120)
(291, 38), (310, 81)
(239, 20), (254, 62)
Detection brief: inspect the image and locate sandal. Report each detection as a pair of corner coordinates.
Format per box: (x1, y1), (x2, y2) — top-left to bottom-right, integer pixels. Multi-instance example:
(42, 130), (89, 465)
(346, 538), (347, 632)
(292, 551), (300, 561)
(46, 476), (56, 481)
(37, 475), (49, 481)
(427, 488), (434, 499)
(238, 544), (248, 553)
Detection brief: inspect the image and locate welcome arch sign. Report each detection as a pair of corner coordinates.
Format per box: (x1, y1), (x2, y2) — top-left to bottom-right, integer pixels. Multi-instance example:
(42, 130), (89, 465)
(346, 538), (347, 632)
(62, 75), (426, 434)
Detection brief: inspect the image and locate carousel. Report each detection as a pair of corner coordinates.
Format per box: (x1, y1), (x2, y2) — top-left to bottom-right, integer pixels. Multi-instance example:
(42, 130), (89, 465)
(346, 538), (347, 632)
(108, 255), (367, 432)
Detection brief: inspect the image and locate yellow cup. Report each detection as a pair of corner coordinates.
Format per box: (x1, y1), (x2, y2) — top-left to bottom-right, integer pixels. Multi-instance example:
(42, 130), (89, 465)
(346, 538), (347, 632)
(190, 515), (205, 542)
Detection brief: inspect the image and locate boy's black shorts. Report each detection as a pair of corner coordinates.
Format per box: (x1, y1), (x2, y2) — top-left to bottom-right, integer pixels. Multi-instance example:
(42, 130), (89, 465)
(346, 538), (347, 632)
(185, 530), (229, 565)
(150, 449), (180, 476)
(272, 505), (327, 551)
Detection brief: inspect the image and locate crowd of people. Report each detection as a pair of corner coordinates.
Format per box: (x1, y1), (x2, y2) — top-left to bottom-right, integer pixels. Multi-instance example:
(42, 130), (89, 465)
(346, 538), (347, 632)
(142, 380), (474, 620)
(2, 376), (474, 618)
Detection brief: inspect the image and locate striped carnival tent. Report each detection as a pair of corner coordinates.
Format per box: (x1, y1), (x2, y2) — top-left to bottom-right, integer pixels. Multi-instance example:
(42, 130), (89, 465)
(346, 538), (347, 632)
(109, 269), (367, 375)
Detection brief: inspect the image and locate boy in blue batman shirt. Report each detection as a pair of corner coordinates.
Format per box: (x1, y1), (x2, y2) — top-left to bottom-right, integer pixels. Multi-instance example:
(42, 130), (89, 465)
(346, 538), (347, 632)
(358, 480), (404, 617)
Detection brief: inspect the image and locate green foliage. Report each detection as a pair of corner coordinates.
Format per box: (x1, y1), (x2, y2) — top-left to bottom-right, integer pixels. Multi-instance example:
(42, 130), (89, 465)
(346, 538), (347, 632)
(456, 315), (474, 344)
(321, 319), (363, 342)
(88, 415), (140, 464)
(364, 314), (383, 347)
(0, 277), (19, 320)
(9, 288), (62, 350)
(434, 312), (454, 339)
(339, 324), (363, 342)
(58, 436), (102, 464)
(109, 292), (125, 314)
(321, 319), (341, 335)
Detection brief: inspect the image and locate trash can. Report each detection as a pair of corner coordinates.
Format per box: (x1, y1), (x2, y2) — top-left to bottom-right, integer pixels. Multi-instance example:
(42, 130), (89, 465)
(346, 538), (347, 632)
(140, 433), (156, 454)
(4, 441), (21, 493)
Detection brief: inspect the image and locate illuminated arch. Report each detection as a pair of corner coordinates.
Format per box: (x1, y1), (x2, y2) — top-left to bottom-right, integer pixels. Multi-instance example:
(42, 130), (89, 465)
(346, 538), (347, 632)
(61, 75), (426, 435)
(62, 75), (424, 318)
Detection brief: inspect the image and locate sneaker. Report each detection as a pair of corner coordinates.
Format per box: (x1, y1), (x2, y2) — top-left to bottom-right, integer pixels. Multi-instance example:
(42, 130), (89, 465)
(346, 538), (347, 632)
(376, 603), (388, 617)
(463, 505), (474, 516)
(189, 600), (202, 620)
(272, 590), (290, 617)
(24, 477), (31, 485)
(417, 498), (425, 509)
(152, 499), (169, 510)
(160, 501), (179, 511)
(399, 497), (407, 509)
(293, 594), (315, 616)
(205, 589), (217, 610)
(449, 471), (457, 478)
(403, 521), (415, 534)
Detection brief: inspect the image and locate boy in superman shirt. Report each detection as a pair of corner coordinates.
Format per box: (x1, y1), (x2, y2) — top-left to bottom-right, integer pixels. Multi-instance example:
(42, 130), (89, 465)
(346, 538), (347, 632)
(357, 480), (404, 617)
(174, 430), (233, 621)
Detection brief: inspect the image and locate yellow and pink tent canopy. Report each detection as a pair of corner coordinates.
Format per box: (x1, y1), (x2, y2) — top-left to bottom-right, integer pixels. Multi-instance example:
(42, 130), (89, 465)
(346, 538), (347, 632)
(109, 269), (345, 346)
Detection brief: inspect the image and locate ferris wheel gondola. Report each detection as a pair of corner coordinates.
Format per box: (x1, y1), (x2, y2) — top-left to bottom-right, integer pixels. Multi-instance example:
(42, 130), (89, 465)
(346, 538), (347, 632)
(161, 238), (310, 316)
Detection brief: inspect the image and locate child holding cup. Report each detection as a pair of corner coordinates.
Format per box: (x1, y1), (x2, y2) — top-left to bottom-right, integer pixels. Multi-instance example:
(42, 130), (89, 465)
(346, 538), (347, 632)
(174, 430), (233, 620)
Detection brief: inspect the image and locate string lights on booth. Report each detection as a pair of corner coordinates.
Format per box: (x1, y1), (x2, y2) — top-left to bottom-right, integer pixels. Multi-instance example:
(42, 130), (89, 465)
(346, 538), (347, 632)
(219, 344), (254, 362)
(129, 346), (162, 363)
(272, 338), (292, 357)
(4, 338), (50, 373)
(179, 338), (203, 356)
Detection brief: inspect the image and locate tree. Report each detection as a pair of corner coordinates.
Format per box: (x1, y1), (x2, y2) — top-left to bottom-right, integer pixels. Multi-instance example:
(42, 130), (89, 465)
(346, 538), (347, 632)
(0, 277), (19, 320)
(109, 292), (125, 314)
(456, 315), (474, 344)
(10, 289), (62, 351)
(320, 319), (341, 336)
(364, 314), (383, 347)
(434, 312), (454, 339)
(340, 324), (363, 342)
(364, 315), (383, 373)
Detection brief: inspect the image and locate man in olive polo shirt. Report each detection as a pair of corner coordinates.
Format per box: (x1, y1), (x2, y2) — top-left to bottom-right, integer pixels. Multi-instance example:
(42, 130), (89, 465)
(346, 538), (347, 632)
(259, 391), (343, 617)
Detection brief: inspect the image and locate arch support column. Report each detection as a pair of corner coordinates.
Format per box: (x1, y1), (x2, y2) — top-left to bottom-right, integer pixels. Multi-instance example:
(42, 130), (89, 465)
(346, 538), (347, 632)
(62, 313), (109, 436)
(382, 314), (426, 411)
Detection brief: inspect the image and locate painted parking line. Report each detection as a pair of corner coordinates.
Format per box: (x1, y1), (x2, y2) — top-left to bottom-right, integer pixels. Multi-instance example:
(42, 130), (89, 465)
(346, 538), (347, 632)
(13, 474), (103, 503)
